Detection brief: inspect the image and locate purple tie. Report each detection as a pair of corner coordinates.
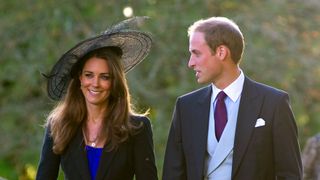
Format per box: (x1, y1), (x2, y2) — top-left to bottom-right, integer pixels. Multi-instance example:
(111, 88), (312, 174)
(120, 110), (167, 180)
(214, 91), (227, 141)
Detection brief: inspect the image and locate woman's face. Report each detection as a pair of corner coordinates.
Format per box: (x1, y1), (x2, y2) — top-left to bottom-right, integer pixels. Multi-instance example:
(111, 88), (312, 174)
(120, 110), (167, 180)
(79, 57), (112, 108)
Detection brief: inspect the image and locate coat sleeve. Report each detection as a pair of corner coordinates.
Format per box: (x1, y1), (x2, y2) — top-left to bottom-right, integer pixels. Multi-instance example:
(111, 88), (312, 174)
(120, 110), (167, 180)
(36, 126), (60, 180)
(162, 98), (187, 180)
(133, 116), (158, 180)
(273, 93), (302, 179)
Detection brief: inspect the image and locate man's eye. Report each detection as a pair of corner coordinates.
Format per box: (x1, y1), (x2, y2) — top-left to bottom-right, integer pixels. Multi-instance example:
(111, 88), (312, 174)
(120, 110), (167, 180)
(191, 51), (200, 57)
(194, 52), (201, 57)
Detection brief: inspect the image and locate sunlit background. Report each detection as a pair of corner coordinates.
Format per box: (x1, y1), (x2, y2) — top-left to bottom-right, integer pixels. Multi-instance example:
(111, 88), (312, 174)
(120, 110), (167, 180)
(1, 0), (320, 179)
(123, 6), (134, 17)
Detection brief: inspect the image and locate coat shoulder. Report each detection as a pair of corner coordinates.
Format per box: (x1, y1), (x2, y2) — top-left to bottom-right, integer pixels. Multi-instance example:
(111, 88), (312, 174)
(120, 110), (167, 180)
(245, 77), (288, 98)
(177, 86), (211, 102)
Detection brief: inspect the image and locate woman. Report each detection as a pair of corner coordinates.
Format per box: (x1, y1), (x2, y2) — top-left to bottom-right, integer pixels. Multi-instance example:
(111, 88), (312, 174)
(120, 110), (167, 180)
(36, 17), (158, 180)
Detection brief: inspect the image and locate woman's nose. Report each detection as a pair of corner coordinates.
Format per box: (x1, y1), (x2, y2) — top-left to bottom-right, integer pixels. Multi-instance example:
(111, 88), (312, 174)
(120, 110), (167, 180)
(92, 77), (100, 86)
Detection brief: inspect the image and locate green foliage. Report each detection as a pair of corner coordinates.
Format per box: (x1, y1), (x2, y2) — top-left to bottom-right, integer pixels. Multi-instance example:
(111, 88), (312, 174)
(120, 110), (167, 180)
(1, 0), (320, 179)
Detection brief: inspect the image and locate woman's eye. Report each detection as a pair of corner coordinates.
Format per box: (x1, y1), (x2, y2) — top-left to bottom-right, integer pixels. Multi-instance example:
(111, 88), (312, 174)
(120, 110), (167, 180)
(84, 73), (93, 78)
(101, 75), (112, 80)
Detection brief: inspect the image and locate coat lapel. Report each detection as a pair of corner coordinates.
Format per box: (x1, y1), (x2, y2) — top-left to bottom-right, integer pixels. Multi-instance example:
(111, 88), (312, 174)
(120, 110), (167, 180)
(231, 77), (263, 177)
(192, 86), (212, 178)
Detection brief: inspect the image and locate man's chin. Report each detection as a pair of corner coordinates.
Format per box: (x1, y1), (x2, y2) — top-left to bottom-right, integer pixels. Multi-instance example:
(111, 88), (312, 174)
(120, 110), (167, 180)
(196, 78), (207, 84)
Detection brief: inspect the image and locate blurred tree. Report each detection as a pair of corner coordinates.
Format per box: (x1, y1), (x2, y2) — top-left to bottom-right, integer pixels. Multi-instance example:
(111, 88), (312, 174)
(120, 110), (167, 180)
(0, 0), (319, 179)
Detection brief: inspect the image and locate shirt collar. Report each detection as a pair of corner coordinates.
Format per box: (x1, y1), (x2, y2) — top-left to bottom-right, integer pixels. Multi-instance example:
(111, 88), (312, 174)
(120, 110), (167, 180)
(211, 70), (245, 102)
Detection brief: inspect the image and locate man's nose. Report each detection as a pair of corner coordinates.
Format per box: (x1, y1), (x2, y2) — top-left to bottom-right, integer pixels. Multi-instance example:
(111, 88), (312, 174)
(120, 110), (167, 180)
(188, 57), (195, 68)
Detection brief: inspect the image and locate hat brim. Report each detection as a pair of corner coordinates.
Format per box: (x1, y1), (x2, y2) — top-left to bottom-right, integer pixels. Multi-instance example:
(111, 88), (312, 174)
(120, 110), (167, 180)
(47, 31), (152, 100)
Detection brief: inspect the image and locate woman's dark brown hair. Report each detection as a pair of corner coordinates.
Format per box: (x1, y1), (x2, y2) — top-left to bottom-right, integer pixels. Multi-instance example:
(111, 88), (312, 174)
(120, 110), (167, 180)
(47, 47), (142, 154)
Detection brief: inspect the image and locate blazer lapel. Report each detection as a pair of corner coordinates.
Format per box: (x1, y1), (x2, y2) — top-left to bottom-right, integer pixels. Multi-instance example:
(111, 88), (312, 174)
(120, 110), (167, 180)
(95, 144), (117, 180)
(67, 129), (92, 180)
(231, 77), (263, 177)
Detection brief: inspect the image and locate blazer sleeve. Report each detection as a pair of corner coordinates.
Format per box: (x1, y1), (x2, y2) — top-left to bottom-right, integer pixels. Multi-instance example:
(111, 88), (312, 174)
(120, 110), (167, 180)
(133, 116), (158, 180)
(273, 93), (302, 179)
(36, 126), (60, 180)
(162, 98), (187, 180)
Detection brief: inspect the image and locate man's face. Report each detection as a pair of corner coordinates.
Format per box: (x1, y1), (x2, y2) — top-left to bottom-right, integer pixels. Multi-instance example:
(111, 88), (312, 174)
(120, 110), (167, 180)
(188, 31), (223, 84)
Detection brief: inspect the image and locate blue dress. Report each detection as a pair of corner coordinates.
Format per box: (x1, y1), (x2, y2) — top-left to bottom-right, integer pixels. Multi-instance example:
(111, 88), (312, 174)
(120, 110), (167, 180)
(85, 145), (103, 180)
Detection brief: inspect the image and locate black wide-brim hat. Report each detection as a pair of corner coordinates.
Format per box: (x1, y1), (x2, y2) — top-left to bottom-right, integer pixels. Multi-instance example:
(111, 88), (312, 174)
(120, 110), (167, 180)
(46, 16), (152, 100)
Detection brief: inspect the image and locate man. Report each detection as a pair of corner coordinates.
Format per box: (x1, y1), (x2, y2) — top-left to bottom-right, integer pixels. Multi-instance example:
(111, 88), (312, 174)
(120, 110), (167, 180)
(162, 17), (302, 180)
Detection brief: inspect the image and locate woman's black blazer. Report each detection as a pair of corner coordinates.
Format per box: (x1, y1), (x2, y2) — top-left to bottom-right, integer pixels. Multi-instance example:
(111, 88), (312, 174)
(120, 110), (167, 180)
(36, 116), (158, 180)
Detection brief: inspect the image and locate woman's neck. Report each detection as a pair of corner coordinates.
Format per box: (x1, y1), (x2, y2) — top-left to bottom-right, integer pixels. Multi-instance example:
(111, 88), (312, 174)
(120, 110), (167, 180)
(86, 104), (107, 123)
(83, 106), (107, 147)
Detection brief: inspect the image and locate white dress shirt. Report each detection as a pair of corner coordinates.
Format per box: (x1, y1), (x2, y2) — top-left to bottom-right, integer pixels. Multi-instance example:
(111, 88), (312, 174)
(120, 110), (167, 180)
(205, 70), (245, 180)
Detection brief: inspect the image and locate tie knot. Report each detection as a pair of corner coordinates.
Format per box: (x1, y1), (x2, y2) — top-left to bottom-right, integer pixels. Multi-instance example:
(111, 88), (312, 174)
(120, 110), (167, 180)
(216, 91), (227, 101)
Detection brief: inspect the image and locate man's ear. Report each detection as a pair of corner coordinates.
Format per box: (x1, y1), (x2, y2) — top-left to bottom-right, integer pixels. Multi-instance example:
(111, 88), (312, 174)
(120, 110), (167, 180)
(216, 45), (229, 60)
